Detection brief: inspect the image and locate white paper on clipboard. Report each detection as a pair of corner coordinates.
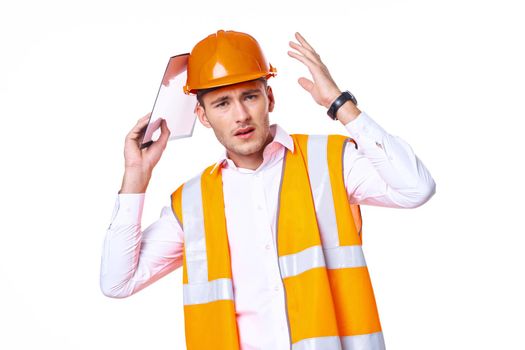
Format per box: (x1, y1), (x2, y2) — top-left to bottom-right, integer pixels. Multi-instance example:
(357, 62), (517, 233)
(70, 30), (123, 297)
(141, 53), (197, 148)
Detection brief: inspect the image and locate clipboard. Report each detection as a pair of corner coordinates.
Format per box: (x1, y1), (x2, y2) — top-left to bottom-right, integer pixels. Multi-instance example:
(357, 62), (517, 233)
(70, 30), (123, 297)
(140, 53), (197, 149)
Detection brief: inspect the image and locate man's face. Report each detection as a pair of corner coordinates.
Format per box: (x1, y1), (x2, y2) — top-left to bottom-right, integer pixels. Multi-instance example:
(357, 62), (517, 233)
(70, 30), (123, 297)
(196, 80), (275, 161)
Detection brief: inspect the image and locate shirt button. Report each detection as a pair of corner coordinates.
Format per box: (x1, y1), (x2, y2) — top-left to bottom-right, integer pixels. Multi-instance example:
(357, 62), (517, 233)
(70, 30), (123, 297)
(257, 204), (263, 210)
(265, 244), (271, 250)
(274, 285), (279, 292)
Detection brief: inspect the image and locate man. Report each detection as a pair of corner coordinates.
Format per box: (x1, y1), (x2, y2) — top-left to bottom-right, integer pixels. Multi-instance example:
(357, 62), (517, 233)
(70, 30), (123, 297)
(101, 30), (436, 350)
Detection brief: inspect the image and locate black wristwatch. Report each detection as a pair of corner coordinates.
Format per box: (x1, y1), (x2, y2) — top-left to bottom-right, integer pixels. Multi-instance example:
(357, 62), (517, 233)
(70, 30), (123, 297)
(327, 90), (358, 120)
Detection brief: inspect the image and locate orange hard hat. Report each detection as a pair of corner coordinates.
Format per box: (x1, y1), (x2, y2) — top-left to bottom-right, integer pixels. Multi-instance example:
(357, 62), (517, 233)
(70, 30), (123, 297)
(183, 30), (277, 95)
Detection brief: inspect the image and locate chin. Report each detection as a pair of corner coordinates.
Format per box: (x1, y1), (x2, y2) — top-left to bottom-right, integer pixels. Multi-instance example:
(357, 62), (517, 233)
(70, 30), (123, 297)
(235, 144), (262, 156)
(232, 139), (265, 156)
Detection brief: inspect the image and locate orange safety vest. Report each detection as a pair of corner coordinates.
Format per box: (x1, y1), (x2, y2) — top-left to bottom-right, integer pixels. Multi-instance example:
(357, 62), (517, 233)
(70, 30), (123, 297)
(171, 134), (385, 350)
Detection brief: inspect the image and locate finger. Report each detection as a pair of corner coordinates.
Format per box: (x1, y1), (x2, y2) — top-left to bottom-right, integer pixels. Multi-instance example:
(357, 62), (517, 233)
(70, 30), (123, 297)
(146, 119), (170, 154)
(135, 113), (151, 126)
(295, 32), (316, 53)
(128, 113), (151, 139)
(157, 119), (171, 146)
(288, 50), (323, 82)
(289, 41), (320, 63)
(298, 77), (314, 92)
(139, 112), (151, 121)
(287, 50), (316, 69)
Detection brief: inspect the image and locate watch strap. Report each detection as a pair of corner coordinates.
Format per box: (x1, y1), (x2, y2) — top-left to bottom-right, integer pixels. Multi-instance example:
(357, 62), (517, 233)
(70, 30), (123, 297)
(327, 90), (357, 120)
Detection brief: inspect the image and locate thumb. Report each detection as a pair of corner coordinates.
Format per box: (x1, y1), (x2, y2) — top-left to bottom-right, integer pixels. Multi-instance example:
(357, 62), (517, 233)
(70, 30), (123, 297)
(298, 77), (314, 92)
(147, 119), (170, 155)
(158, 119), (171, 145)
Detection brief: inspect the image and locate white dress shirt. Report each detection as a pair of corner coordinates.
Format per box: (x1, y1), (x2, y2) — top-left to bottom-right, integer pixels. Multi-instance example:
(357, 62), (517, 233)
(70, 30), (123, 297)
(100, 111), (436, 350)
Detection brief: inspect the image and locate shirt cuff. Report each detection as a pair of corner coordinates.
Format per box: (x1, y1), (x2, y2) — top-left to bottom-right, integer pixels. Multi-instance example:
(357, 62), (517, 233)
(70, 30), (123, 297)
(109, 193), (145, 226)
(343, 111), (389, 151)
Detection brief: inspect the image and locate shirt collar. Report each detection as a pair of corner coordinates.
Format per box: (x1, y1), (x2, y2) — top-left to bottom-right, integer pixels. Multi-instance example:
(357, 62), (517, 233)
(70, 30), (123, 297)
(210, 123), (294, 174)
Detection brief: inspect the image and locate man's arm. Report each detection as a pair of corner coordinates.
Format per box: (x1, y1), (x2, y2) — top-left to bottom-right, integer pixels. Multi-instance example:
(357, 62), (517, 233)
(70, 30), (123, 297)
(342, 111), (436, 208)
(100, 114), (183, 298)
(100, 194), (184, 298)
(288, 32), (435, 207)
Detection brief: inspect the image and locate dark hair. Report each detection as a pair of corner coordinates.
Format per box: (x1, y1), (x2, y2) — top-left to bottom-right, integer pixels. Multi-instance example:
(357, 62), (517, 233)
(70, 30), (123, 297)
(196, 77), (268, 108)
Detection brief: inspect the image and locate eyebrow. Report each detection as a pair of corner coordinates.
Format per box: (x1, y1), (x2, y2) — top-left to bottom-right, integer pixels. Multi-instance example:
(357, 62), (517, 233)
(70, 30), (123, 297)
(241, 89), (262, 96)
(209, 89), (262, 105)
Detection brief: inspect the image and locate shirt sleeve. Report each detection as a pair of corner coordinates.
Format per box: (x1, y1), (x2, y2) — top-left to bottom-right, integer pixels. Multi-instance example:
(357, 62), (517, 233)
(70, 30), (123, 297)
(100, 193), (184, 298)
(343, 111), (436, 208)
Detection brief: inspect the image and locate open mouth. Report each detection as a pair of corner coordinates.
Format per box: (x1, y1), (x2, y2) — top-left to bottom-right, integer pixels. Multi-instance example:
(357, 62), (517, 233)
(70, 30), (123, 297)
(234, 127), (255, 138)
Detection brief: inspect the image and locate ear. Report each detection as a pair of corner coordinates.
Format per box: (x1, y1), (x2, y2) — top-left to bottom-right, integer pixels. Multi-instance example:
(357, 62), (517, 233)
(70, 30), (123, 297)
(267, 85), (275, 112)
(195, 102), (212, 128)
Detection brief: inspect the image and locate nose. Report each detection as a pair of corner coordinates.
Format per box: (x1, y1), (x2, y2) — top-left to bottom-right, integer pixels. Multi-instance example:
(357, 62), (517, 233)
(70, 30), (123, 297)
(233, 100), (251, 124)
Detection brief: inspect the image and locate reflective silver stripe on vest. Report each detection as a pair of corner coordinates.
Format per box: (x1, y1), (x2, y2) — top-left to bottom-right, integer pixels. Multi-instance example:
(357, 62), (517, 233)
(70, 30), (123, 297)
(182, 173), (208, 284)
(324, 245), (366, 269)
(341, 332), (386, 350)
(183, 278), (234, 305)
(292, 332), (385, 350)
(307, 135), (340, 248)
(279, 245), (367, 278)
(279, 245), (325, 279)
(293, 336), (342, 350)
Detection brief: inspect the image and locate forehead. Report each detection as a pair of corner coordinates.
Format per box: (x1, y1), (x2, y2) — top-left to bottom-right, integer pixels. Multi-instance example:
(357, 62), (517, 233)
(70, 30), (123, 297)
(204, 80), (265, 100)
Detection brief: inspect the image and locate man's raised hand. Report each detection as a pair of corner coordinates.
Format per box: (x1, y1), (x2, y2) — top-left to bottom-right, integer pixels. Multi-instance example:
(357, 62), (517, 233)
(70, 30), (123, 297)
(120, 114), (170, 193)
(287, 32), (342, 108)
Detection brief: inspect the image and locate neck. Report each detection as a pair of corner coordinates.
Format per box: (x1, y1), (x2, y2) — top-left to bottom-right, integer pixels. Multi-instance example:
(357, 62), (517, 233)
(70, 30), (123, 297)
(228, 153), (264, 170)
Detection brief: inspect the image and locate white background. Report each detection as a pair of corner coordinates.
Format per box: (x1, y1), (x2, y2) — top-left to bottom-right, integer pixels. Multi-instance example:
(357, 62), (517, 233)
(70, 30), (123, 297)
(1, 0), (524, 349)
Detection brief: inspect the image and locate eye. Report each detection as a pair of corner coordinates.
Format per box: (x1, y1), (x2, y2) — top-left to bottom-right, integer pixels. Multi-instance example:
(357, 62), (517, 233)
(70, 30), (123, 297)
(214, 101), (228, 108)
(245, 94), (257, 101)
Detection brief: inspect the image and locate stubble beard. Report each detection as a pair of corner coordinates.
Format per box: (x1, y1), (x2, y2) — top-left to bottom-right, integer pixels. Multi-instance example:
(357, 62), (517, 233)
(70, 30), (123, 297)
(218, 119), (272, 159)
